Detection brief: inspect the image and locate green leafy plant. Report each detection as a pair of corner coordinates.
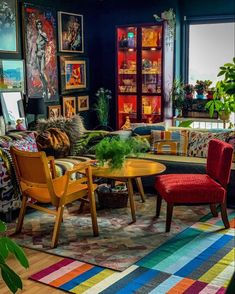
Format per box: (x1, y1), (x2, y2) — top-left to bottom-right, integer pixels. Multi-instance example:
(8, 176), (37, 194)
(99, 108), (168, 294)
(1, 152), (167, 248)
(194, 80), (212, 94)
(0, 220), (29, 293)
(170, 79), (185, 112)
(178, 120), (194, 128)
(93, 87), (112, 126)
(95, 137), (149, 169)
(183, 84), (194, 95)
(205, 58), (235, 118)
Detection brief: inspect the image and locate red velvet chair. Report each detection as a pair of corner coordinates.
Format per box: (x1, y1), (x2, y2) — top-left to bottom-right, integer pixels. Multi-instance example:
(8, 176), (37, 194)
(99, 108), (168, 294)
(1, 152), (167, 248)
(155, 139), (233, 232)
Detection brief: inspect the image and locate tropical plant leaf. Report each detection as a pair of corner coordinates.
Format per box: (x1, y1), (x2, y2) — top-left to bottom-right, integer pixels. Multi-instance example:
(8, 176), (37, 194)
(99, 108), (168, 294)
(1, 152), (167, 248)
(217, 70), (225, 77)
(178, 120), (193, 127)
(0, 239), (8, 259)
(0, 220), (7, 233)
(224, 63), (234, 67)
(209, 103), (214, 118)
(0, 263), (23, 293)
(5, 238), (29, 268)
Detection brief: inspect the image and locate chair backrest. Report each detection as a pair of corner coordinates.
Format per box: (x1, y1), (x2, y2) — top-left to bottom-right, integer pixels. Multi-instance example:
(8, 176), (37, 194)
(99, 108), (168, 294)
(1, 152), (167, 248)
(10, 146), (57, 203)
(206, 139), (233, 187)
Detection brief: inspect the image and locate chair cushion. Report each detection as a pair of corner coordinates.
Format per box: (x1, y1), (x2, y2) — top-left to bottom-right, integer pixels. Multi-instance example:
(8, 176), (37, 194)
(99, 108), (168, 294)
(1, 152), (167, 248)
(155, 174), (226, 203)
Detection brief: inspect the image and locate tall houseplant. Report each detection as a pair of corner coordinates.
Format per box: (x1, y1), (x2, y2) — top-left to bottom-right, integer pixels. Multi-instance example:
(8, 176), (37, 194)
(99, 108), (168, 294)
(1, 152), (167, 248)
(170, 79), (185, 116)
(93, 87), (112, 127)
(205, 59), (235, 120)
(0, 220), (29, 293)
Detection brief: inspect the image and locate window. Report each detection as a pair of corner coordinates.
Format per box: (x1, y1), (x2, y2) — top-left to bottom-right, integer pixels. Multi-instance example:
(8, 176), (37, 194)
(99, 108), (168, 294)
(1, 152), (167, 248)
(184, 16), (235, 85)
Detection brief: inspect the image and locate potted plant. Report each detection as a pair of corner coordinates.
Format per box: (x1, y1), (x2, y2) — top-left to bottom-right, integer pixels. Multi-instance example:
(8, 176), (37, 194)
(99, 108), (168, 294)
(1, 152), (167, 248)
(183, 84), (194, 99)
(93, 87), (112, 128)
(206, 86), (216, 100)
(194, 80), (212, 99)
(95, 137), (149, 169)
(170, 79), (185, 116)
(0, 219), (29, 293)
(205, 59), (235, 121)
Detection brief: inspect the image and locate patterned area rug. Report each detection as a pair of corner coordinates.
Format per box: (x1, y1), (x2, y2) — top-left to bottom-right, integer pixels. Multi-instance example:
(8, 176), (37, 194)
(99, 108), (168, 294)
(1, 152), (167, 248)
(29, 210), (235, 293)
(11, 194), (210, 271)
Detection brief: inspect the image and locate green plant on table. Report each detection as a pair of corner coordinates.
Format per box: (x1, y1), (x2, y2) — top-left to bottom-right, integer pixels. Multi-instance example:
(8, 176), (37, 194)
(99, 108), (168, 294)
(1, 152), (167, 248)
(93, 87), (112, 127)
(0, 219), (29, 293)
(205, 58), (235, 119)
(95, 137), (149, 169)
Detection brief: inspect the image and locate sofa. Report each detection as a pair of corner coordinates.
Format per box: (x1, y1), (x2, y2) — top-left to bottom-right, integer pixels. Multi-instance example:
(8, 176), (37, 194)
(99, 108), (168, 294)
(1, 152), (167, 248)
(0, 117), (234, 222)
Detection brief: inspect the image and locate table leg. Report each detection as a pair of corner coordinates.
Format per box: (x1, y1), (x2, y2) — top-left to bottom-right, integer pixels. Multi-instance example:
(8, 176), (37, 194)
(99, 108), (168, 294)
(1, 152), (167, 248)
(127, 178), (136, 222)
(135, 177), (145, 202)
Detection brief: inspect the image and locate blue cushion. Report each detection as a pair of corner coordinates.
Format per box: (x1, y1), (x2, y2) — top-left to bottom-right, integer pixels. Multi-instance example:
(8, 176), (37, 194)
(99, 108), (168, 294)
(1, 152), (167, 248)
(133, 125), (165, 135)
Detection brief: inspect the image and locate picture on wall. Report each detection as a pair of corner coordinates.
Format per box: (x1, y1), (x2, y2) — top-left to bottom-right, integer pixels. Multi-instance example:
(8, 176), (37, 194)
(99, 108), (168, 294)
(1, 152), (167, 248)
(48, 105), (61, 118)
(23, 4), (59, 101)
(0, 0), (18, 52)
(0, 60), (25, 92)
(63, 96), (76, 118)
(58, 11), (84, 53)
(77, 95), (89, 111)
(60, 56), (88, 94)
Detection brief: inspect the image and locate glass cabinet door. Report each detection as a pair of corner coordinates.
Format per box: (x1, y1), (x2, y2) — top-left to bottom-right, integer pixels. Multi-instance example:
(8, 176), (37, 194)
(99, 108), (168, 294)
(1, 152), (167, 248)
(141, 25), (162, 94)
(117, 95), (137, 129)
(141, 95), (161, 122)
(117, 27), (137, 94)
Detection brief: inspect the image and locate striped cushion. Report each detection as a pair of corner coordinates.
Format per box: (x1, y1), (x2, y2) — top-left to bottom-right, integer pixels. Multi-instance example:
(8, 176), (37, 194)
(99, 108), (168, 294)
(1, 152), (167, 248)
(151, 130), (189, 156)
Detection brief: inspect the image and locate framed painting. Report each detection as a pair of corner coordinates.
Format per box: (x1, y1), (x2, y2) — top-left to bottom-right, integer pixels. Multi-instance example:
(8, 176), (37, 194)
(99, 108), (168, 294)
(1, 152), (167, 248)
(0, 59), (25, 93)
(58, 11), (84, 53)
(48, 105), (61, 118)
(60, 56), (88, 94)
(0, 0), (18, 53)
(77, 95), (89, 111)
(63, 96), (76, 118)
(23, 4), (59, 101)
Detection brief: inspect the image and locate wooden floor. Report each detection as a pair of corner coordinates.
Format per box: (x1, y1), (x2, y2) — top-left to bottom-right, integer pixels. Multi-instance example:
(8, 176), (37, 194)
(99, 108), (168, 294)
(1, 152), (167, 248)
(0, 248), (64, 293)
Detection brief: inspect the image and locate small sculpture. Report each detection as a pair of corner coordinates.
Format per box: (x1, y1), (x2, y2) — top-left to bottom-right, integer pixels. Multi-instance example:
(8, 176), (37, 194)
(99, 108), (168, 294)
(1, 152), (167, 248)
(16, 119), (26, 131)
(121, 116), (131, 130)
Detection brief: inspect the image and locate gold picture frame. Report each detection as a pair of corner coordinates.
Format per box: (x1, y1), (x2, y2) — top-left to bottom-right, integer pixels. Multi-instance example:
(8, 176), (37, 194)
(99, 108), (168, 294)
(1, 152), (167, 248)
(48, 105), (61, 118)
(63, 96), (76, 118)
(77, 95), (89, 111)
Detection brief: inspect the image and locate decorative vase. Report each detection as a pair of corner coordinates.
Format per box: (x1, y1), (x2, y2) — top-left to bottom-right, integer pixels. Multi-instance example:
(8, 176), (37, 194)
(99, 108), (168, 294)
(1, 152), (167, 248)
(206, 91), (214, 100)
(196, 92), (205, 99)
(219, 111), (230, 121)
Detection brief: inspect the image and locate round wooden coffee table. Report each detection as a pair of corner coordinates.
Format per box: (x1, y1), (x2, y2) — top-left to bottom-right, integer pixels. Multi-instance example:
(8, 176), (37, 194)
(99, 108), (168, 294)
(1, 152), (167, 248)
(92, 158), (166, 222)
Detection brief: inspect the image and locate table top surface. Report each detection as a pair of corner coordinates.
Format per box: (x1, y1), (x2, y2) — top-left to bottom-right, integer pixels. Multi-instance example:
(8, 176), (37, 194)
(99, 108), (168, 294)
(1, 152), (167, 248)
(91, 158), (166, 179)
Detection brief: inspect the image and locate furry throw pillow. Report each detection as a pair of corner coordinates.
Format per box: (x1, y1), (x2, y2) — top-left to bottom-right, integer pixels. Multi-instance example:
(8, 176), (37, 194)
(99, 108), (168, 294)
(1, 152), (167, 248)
(36, 115), (86, 145)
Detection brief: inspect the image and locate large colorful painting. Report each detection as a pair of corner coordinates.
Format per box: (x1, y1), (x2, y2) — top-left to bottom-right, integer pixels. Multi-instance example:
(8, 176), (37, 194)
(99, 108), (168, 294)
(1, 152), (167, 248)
(0, 0), (18, 52)
(60, 56), (88, 94)
(58, 11), (84, 53)
(23, 4), (59, 101)
(0, 60), (25, 92)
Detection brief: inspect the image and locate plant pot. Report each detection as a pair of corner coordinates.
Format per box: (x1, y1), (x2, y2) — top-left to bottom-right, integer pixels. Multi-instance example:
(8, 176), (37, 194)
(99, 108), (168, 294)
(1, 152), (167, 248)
(185, 93), (194, 99)
(219, 111), (230, 121)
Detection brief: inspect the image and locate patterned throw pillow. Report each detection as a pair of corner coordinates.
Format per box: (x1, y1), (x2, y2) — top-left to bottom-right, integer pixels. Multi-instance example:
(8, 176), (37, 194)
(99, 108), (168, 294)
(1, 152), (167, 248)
(11, 132), (38, 152)
(151, 130), (189, 156)
(188, 131), (230, 158)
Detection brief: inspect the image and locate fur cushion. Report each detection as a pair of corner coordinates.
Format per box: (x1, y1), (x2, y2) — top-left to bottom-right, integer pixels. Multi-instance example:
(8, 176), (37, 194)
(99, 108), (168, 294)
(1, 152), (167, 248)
(36, 115), (85, 145)
(36, 128), (70, 158)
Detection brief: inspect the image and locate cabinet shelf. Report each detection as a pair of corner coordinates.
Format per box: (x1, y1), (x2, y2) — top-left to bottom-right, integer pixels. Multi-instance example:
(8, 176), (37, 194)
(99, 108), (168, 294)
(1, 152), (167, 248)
(142, 46), (162, 51)
(118, 47), (137, 51)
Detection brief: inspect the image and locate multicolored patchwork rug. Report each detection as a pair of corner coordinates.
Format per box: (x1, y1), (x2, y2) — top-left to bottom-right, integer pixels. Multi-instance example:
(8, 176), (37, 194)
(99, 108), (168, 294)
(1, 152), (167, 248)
(30, 210), (235, 293)
(11, 195), (209, 271)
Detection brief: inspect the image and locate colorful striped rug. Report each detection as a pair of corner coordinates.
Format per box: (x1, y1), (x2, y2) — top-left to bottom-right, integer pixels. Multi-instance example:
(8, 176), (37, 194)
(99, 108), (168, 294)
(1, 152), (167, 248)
(30, 210), (235, 293)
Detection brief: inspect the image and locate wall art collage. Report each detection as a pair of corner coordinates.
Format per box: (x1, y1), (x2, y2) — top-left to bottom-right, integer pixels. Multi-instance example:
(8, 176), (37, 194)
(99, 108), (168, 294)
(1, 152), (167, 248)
(0, 0), (89, 120)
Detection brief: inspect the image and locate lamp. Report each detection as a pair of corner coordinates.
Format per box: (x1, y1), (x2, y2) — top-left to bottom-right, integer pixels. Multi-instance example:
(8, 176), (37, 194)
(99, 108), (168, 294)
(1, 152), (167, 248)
(27, 97), (45, 129)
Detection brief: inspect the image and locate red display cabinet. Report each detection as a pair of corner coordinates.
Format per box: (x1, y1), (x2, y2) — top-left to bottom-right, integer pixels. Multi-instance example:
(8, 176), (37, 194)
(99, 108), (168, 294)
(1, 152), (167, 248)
(116, 23), (173, 129)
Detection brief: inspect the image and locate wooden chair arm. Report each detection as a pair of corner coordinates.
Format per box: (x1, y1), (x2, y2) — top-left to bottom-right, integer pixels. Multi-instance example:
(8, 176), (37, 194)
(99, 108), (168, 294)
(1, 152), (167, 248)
(47, 156), (56, 179)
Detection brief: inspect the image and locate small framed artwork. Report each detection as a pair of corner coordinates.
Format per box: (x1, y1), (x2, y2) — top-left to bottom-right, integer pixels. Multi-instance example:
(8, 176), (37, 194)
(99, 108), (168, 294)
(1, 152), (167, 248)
(0, 0), (18, 53)
(60, 56), (88, 94)
(78, 95), (89, 111)
(48, 105), (61, 118)
(0, 60), (25, 93)
(63, 96), (76, 118)
(58, 11), (84, 53)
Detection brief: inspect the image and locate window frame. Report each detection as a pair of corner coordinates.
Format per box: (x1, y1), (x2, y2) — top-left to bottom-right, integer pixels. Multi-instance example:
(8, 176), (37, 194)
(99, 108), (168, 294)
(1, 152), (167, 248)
(182, 15), (235, 83)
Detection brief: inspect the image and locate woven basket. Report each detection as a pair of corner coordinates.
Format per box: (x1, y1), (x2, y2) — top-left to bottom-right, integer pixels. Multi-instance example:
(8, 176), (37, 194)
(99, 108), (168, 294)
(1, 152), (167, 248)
(97, 189), (128, 209)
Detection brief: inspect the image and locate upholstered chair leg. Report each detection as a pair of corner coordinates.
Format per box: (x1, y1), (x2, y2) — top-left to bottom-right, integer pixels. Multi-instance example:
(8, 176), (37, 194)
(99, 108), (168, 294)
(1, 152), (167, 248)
(210, 204), (218, 217)
(156, 195), (162, 218)
(220, 203), (230, 229)
(51, 205), (64, 248)
(89, 191), (99, 236)
(166, 203), (174, 232)
(16, 195), (27, 234)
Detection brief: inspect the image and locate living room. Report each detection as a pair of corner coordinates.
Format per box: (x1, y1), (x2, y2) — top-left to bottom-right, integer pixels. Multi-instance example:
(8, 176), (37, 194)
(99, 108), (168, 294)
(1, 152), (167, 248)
(0, 0), (235, 293)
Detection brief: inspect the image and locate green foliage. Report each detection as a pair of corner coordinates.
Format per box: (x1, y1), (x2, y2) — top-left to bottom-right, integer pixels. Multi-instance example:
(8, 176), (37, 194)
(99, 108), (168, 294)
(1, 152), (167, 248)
(0, 219), (29, 293)
(178, 120), (193, 128)
(93, 88), (112, 126)
(205, 59), (235, 118)
(170, 79), (185, 110)
(95, 137), (149, 169)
